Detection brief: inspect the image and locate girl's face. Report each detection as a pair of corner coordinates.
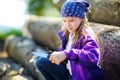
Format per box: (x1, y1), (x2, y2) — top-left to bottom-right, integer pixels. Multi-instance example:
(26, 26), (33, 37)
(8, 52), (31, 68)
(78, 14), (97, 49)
(62, 17), (83, 33)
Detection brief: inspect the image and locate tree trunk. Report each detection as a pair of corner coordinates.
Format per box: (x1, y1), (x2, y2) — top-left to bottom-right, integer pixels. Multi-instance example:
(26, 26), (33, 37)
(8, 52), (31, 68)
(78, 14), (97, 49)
(87, 0), (120, 26)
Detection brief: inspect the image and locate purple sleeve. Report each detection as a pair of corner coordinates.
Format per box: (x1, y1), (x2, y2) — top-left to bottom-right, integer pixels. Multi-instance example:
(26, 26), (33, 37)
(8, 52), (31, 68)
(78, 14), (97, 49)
(64, 35), (100, 65)
(58, 45), (63, 51)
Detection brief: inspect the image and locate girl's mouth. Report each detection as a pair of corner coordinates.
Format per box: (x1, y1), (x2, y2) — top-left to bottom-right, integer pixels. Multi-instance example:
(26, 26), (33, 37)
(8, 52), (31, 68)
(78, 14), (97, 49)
(68, 28), (73, 30)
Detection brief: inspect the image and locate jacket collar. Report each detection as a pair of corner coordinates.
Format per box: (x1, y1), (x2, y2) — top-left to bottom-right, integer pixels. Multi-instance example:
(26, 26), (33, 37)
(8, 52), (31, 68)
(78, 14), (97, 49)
(57, 30), (67, 49)
(57, 30), (81, 49)
(57, 30), (66, 40)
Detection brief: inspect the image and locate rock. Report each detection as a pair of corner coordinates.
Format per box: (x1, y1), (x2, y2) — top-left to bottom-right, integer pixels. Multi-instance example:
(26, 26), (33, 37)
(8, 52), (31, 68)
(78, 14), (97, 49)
(22, 16), (120, 80)
(6, 75), (33, 80)
(3, 70), (20, 80)
(55, 0), (65, 11)
(98, 28), (120, 80)
(4, 36), (47, 80)
(23, 16), (62, 50)
(0, 58), (34, 80)
(0, 62), (10, 78)
(87, 0), (120, 26)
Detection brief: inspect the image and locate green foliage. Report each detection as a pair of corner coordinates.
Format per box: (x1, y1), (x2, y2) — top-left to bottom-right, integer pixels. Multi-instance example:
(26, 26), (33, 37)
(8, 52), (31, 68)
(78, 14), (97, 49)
(27, 0), (59, 16)
(0, 29), (22, 41)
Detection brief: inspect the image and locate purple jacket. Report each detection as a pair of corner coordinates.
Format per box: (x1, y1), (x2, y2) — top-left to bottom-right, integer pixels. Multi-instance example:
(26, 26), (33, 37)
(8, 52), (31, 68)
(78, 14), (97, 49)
(58, 29), (104, 80)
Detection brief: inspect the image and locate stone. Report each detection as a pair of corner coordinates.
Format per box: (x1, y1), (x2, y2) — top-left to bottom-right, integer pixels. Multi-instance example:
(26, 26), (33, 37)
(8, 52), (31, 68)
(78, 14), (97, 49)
(4, 36), (46, 80)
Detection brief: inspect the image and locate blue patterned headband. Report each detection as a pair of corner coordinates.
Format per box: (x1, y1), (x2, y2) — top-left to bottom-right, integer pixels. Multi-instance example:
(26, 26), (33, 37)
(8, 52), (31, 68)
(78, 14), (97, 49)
(61, 0), (90, 18)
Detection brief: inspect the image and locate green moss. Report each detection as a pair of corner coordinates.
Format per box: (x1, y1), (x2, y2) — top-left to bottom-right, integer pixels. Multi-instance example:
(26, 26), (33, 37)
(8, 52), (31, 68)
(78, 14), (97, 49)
(27, 0), (59, 17)
(0, 29), (22, 41)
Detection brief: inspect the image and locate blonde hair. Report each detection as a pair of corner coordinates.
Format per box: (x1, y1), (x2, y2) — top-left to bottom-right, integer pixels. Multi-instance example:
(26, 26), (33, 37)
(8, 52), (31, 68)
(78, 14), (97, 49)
(61, 18), (99, 47)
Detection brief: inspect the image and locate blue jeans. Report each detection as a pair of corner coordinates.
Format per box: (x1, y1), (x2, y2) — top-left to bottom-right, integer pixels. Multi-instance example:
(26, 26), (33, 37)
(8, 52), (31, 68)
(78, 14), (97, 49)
(34, 57), (72, 80)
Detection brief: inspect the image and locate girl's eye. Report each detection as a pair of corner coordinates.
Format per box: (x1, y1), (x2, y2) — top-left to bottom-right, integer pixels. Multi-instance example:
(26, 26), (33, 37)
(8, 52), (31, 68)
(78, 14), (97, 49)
(70, 20), (74, 22)
(63, 20), (74, 23)
(63, 20), (66, 22)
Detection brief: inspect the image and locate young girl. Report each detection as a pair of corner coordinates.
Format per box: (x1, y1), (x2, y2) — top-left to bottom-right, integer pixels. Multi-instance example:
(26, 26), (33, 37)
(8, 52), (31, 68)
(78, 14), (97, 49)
(34, 0), (104, 80)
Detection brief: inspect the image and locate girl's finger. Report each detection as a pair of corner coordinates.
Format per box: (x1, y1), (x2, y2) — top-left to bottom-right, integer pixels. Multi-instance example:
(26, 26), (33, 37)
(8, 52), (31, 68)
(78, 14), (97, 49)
(49, 54), (54, 61)
(49, 55), (52, 61)
(49, 54), (55, 64)
(51, 59), (55, 63)
(56, 61), (60, 65)
(54, 58), (60, 65)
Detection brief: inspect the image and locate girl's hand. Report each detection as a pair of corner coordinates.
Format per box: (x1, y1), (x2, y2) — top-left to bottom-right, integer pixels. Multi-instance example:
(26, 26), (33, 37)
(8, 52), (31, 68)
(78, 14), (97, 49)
(49, 51), (66, 65)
